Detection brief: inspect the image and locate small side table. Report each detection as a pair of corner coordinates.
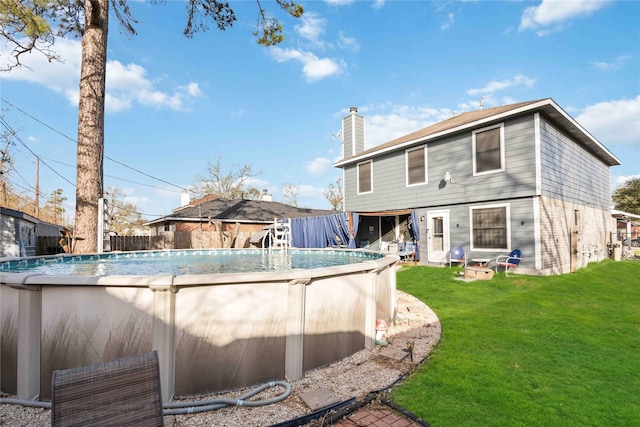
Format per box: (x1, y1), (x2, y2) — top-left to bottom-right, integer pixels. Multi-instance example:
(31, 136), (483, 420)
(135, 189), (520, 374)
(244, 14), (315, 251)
(470, 258), (491, 267)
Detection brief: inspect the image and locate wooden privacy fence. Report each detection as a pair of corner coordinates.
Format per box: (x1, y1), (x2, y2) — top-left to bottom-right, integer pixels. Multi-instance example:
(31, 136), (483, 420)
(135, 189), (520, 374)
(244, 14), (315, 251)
(37, 236), (66, 256)
(111, 231), (256, 251)
(36, 231), (259, 255)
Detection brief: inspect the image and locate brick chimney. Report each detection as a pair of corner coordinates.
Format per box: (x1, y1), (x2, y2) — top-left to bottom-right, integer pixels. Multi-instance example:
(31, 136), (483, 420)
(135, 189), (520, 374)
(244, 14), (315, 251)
(342, 107), (365, 158)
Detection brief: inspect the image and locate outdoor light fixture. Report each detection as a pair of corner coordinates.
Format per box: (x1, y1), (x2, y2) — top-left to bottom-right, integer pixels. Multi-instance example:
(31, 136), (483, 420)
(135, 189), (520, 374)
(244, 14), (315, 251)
(444, 172), (452, 183)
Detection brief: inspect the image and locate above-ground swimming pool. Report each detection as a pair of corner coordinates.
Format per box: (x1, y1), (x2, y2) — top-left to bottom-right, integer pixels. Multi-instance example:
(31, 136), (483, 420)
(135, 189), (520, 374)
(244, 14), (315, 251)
(0, 248), (383, 276)
(0, 248), (398, 402)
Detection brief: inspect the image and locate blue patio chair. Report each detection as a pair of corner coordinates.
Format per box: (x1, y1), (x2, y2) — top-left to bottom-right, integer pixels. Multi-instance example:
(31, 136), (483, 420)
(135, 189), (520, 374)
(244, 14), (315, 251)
(448, 246), (466, 267)
(495, 248), (523, 276)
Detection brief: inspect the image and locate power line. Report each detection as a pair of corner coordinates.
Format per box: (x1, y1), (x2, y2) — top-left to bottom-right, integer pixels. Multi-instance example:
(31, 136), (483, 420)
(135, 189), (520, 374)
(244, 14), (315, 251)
(2, 100), (186, 218)
(4, 177), (74, 211)
(5, 163), (33, 190)
(0, 116), (76, 187)
(2, 98), (191, 192)
(106, 156), (190, 192)
(34, 153), (183, 193)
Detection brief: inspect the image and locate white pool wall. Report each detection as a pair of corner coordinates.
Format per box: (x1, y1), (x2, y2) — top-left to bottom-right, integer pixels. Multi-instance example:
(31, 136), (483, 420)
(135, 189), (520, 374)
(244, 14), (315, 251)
(0, 250), (398, 402)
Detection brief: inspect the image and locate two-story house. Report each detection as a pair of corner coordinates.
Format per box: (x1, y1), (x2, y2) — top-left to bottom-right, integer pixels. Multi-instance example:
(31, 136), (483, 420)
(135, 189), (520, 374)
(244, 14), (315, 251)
(334, 99), (621, 275)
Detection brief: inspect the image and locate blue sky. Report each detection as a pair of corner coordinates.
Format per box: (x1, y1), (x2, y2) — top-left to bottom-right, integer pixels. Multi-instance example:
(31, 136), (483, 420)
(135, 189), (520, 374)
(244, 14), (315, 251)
(1, 0), (638, 222)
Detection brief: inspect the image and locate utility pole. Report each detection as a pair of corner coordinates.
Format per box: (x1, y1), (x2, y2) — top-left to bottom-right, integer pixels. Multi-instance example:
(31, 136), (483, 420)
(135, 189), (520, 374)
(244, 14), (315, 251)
(34, 158), (39, 217)
(0, 138), (11, 208)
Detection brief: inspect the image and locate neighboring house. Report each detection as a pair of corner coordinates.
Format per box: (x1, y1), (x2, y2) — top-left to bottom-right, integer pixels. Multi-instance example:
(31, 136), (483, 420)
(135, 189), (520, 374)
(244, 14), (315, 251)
(0, 207), (64, 258)
(334, 99), (621, 275)
(612, 209), (640, 246)
(144, 194), (334, 249)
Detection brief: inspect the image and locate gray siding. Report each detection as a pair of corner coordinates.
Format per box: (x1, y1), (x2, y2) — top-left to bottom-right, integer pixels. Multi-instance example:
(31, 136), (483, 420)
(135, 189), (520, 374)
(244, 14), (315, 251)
(343, 116), (354, 158)
(539, 117), (611, 209)
(342, 111), (365, 158)
(412, 198), (536, 271)
(344, 114), (538, 212)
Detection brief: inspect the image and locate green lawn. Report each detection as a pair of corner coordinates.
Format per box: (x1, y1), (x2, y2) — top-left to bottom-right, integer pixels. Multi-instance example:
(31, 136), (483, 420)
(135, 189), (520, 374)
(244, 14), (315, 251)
(391, 260), (640, 426)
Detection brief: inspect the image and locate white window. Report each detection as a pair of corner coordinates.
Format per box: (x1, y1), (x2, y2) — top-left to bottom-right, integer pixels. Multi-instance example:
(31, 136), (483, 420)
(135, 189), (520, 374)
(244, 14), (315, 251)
(470, 204), (510, 250)
(473, 123), (505, 175)
(406, 146), (427, 186)
(357, 160), (372, 194)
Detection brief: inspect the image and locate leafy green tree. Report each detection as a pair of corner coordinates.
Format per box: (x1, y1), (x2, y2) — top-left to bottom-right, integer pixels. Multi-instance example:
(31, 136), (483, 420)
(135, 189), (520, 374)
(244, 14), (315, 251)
(1, 0), (303, 253)
(246, 187), (262, 200)
(613, 177), (640, 215)
(191, 157), (260, 199)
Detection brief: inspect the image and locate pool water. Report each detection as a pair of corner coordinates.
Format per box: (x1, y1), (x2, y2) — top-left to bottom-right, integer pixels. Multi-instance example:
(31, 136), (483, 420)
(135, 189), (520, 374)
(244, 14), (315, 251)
(0, 249), (382, 276)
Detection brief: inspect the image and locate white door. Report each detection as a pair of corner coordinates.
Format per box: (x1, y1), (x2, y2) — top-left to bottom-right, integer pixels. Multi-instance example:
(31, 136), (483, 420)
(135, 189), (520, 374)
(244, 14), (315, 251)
(427, 210), (450, 263)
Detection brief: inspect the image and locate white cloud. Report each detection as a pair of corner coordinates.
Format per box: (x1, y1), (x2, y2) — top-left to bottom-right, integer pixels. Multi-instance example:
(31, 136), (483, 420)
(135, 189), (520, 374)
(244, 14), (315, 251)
(466, 75), (536, 96)
(0, 38), (81, 94)
(352, 94), (618, 154)
(185, 82), (202, 97)
(245, 177), (270, 191)
(124, 194), (154, 207)
(324, 0), (357, 5)
(576, 96), (640, 146)
(338, 32), (360, 52)
(295, 12), (327, 48)
(0, 38), (202, 113)
(326, 0), (384, 9)
(283, 183), (329, 209)
(372, 0), (385, 10)
(441, 12), (455, 30)
(268, 47), (343, 82)
(590, 55), (631, 71)
(357, 103), (456, 148)
(295, 184), (320, 198)
(104, 93), (132, 113)
(519, 0), (611, 35)
(615, 174), (640, 190)
(230, 108), (246, 119)
(305, 157), (331, 174)
(106, 61), (202, 112)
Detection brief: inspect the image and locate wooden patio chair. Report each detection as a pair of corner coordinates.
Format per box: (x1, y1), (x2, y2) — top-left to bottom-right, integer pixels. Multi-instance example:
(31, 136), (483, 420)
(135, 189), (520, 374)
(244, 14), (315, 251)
(51, 351), (164, 427)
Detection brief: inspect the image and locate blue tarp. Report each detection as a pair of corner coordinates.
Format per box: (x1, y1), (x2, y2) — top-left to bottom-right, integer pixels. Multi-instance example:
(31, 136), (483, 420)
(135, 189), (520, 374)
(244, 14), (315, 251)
(291, 212), (352, 248)
(289, 210), (416, 260)
(410, 210), (421, 261)
(348, 212), (359, 249)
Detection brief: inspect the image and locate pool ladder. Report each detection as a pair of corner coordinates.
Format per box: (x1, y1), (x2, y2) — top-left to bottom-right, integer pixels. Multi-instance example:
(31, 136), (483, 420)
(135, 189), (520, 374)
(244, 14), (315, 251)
(272, 219), (291, 251)
(262, 218), (291, 252)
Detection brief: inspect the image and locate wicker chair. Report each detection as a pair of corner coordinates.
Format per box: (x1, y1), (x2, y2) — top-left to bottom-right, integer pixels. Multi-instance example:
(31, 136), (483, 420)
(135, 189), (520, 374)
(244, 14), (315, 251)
(51, 351), (164, 427)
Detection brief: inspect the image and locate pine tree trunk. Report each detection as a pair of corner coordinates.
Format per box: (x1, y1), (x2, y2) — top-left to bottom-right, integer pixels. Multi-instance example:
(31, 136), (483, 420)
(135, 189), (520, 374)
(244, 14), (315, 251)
(74, 0), (109, 253)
